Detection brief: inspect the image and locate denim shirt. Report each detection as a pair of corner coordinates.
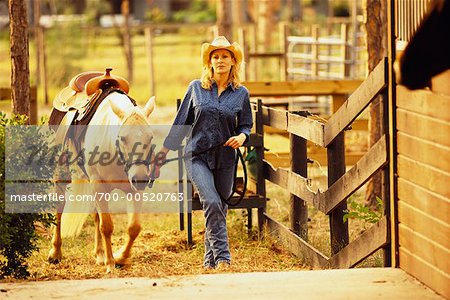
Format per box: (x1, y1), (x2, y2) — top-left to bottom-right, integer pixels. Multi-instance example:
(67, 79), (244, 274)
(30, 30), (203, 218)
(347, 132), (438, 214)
(163, 79), (253, 169)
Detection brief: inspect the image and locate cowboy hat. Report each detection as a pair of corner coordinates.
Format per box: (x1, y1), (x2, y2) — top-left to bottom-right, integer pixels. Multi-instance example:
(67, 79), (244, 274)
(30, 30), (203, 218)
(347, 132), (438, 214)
(201, 36), (243, 67)
(53, 71), (103, 111)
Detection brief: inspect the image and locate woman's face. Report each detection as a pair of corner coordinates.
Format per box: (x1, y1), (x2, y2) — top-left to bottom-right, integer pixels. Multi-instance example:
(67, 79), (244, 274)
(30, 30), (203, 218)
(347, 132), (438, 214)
(210, 49), (235, 75)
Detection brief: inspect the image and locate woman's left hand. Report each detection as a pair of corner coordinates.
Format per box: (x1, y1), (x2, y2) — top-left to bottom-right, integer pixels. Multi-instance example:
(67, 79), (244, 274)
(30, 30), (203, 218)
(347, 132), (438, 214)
(224, 133), (247, 149)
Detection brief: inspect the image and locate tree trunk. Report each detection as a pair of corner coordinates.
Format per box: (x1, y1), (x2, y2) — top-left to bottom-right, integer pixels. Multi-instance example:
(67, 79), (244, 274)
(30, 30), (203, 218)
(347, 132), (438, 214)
(216, 0), (232, 40)
(364, 0), (387, 208)
(122, 0), (133, 83)
(256, 0), (279, 51)
(9, 0), (30, 119)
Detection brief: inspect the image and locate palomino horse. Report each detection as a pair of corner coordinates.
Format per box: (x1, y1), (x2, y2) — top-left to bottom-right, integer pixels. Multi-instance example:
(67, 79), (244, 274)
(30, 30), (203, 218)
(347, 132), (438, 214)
(48, 85), (157, 273)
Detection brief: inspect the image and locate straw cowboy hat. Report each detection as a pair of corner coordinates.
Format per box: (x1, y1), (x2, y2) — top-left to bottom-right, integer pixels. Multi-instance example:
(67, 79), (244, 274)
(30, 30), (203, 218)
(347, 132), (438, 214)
(201, 36), (243, 67)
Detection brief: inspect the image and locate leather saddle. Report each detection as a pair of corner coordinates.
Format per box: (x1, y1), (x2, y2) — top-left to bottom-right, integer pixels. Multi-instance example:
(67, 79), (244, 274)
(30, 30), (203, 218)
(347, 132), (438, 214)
(53, 68), (129, 114)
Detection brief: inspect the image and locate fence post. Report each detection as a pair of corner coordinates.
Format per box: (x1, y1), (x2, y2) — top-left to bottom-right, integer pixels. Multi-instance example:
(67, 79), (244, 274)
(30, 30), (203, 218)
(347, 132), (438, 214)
(290, 111), (308, 239)
(381, 88), (392, 267)
(312, 25), (319, 79)
(250, 24), (257, 81)
(145, 26), (155, 97)
(37, 26), (48, 105)
(30, 86), (38, 125)
(256, 99), (266, 233)
(176, 99), (184, 232)
(327, 133), (349, 255)
(237, 27), (249, 82)
(340, 23), (350, 78)
(279, 22), (288, 81)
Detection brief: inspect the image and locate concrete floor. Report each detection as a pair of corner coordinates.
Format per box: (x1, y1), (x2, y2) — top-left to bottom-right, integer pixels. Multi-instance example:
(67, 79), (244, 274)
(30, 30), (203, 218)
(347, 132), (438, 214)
(0, 268), (444, 300)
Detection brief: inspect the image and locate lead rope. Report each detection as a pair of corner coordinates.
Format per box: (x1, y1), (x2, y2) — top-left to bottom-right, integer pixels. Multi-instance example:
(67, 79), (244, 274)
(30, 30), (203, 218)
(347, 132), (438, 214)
(148, 144), (247, 206)
(215, 148), (247, 207)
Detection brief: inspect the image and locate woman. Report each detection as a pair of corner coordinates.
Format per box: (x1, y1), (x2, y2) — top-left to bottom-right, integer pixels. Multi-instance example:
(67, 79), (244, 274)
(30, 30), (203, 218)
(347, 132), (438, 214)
(156, 36), (253, 269)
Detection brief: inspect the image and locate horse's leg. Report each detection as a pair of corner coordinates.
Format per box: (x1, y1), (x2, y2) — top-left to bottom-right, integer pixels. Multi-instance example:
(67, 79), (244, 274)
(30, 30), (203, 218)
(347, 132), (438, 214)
(115, 198), (142, 266)
(94, 183), (115, 273)
(48, 183), (66, 264)
(93, 212), (105, 265)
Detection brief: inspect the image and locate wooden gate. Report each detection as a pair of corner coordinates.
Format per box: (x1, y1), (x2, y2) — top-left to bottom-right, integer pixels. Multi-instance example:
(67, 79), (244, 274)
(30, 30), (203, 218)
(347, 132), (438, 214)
(259, 58), (390, 268)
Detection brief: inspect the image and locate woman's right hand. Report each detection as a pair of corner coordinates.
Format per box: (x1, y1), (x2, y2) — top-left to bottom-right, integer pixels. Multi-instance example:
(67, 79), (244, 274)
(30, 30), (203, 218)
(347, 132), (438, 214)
(151, 147), (170, 179)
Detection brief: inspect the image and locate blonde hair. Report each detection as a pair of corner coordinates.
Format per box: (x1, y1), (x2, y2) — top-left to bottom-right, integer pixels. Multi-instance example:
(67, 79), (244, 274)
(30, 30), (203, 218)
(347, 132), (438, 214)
(200, 51), (242, 90)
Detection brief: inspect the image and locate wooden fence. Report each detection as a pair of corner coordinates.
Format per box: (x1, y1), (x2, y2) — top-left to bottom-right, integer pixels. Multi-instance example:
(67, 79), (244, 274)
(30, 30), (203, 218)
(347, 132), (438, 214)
(257, 58), (389, 268)
(0, 87), (38, 124)
(244, 79), (366, 167)
(237, 21), (367, 82)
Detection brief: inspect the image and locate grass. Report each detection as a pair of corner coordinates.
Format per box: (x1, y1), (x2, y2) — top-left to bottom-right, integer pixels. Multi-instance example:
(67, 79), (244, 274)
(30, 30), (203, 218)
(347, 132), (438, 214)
(0, 24), (382, 281)
(23, 211), (307, 281)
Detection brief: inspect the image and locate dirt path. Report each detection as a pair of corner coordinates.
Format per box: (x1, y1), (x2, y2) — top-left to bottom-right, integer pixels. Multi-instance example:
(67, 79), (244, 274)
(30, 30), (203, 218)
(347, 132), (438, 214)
(1, 268), (443, 300)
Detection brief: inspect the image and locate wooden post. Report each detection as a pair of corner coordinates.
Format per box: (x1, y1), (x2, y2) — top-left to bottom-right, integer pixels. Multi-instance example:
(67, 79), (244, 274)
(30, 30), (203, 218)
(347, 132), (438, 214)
(312, 25), (319, 79)
(388, 0), (399, 268)
(121, 0), (133, 83)
(327, 133), (349, 255)
(37, 26), (48, 105)
(326, 23), (332, 76)
(290, 111), (308, 239)
(250, 24), (257, 81)
(340, 23), (350, 78)
(30, 86), (38, 125)
(279, 22), (288, 81)
(33, 0), (41, 86)
(381, 89), (391, 267)
(177, 99), (184, 231)
(256, 99), (266, 233)
(145, 26), (155, 97)
(237, 27), (249, 82)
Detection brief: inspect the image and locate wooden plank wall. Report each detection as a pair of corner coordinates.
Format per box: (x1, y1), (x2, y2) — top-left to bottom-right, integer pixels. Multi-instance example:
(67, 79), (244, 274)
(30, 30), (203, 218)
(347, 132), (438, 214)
(396, 86), (450, 299)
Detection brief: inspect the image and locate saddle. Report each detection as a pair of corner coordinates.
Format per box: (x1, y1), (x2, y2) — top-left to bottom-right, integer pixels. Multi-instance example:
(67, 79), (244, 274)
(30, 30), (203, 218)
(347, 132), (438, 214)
(52, 68), (129, 113)
(49, 69), (135, 177)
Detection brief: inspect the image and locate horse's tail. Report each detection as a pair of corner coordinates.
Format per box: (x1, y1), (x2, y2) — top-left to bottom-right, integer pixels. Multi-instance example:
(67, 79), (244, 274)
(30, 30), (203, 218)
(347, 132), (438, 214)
(60, 182), (95, 238)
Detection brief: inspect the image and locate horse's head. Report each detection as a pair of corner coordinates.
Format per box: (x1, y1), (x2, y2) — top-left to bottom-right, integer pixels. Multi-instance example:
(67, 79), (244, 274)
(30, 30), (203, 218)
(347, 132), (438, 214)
(110, 96), (156, 191)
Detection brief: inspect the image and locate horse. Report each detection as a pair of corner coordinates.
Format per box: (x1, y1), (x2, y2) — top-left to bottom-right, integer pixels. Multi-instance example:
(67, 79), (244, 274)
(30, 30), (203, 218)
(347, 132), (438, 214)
(47, 74), (157, 273)
(399, 0), (450, 93)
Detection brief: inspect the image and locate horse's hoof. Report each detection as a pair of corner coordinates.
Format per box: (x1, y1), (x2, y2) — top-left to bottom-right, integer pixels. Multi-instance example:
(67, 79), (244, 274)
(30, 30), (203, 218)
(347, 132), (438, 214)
(48, 249), (62, 264)
(48, 257), (61, 264)
(114, 250), (131, 266)
(106, 264), (115, 274)
(115, 256), (131, 266)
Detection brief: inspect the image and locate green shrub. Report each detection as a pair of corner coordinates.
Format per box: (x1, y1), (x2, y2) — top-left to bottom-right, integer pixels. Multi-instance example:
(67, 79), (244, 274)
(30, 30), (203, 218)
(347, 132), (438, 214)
(0, 112), (55, 279)
(343, 196), (383, 224)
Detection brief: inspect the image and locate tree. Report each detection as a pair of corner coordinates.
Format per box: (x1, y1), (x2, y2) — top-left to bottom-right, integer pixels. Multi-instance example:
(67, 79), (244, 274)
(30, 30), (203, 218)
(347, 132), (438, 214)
(364, 0), (387, 208)
(8, 0), (30, 120)
(216, 0), (232, 40)
(122, 0), (133, 83)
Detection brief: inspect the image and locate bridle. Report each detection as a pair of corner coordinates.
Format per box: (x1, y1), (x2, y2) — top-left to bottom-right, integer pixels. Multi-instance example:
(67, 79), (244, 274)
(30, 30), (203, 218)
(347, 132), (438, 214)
(114, 139), (155, 175)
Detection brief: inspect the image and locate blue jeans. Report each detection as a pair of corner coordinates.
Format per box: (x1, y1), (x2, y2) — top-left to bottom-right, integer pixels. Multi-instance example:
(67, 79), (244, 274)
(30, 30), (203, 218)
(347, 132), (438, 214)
(185, 156), (234, 268)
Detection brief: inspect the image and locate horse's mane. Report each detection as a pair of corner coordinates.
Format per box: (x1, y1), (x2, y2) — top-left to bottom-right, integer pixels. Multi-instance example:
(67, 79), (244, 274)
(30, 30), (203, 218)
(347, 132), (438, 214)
(399, 0), (450, 90)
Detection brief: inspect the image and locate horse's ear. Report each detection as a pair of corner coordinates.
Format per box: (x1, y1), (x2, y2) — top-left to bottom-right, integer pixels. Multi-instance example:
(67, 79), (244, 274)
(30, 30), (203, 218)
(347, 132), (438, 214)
(143, 96), (156, 118)
(110, 100), (126, 120)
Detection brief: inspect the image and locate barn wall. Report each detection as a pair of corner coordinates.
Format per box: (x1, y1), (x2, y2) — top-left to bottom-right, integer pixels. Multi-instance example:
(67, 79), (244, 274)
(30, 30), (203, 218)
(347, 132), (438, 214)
(395, 85), (450, 298)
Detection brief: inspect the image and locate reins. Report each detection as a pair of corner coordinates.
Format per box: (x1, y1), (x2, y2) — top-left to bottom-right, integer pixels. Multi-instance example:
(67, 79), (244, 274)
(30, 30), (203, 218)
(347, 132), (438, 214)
(151, 143), (247, 207)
